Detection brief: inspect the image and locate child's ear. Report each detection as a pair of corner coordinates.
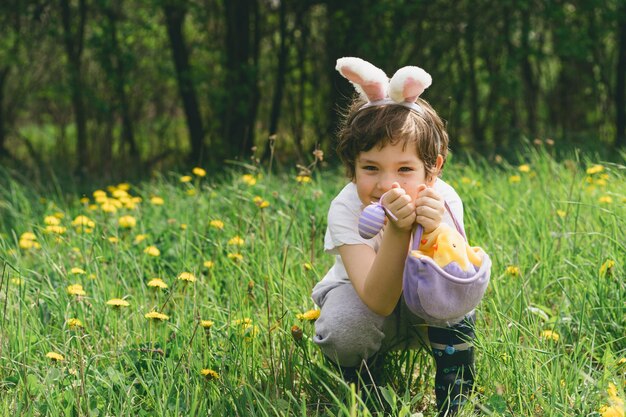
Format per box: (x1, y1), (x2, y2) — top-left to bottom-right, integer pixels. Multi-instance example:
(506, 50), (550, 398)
(426, 154), (444, 186)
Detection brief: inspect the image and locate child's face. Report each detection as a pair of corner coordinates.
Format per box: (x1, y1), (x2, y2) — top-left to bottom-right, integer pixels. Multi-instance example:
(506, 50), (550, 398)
(354, 141), (432, 205)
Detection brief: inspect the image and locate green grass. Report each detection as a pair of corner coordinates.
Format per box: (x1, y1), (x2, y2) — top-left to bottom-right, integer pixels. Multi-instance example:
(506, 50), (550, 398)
(0, 147), (624, 416)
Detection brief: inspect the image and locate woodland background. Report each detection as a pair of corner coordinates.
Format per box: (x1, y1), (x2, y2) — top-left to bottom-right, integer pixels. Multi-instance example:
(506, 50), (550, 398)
(1, 0), (625, 179)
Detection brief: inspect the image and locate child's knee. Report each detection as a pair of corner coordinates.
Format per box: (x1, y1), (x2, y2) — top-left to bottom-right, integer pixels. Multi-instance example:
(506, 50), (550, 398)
(313, 309), (385, 367)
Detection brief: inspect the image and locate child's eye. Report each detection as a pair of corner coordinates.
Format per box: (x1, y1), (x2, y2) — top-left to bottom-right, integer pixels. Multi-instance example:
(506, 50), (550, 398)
(362, 166), (377, 171)
(399, 167), (414, 172)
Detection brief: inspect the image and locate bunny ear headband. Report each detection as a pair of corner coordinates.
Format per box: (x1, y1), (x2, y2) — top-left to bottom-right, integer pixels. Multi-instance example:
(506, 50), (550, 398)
(336, 57), (432, 113)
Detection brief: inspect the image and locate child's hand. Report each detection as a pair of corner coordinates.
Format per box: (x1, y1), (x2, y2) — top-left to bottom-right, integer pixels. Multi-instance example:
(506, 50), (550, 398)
(414, 184), (444, 234)
(382, 183), (417, 232)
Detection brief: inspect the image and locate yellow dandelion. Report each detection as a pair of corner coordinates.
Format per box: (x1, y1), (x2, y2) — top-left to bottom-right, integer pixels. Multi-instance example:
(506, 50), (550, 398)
(93, 190), (107, 198)
(586, 164), (604, 175)
(233, 318), (253, 326)
(253, 196), (270, 208)
(70, 267), (86, 275)
(297, 309), (321, 321)
(44, 216), (61, 225)
(556, 210), (566, 218)
(118, 215), (137, 228)
(145, 311), (169, 321)
(19, 239), (40, 249)
(209, 220), (224, 230)
(45, 225), (67, 234)
(20, 232), (37, 241)
(67, 284), (86, 296)
(147, 278), (168, 289)
(540, 330), (560, 341)
(506, 266), (520, 276)
(66, 318), (83, 329)
(144, 246), (160, 257)
(509, 175), (521, 183)
(228, 236), (245, 246)
(72, 215), (95, 229)
(177, 272), (197, 283)
(518, 164), (531, 173)
(112, 189), (129, 199)
(192, 167), (206, 177)
(134, 234), (149, 244)
(106, 298), (130, 307)
(107, 236), (119, 244)
(608, 383), (621, 401)
(46, 352), (65, 361)
(185, 188), (197, 196)
(180, 175), (192, 183)
(303, 262), (313, 271)
(618, 358), (626, 366)
(599, 405), (624, 417)
(95, 194), (108, 204)
(599, 196), (613, 204)
(461, 177), (472, 184)
(600, 260), (615, 276)
(200, 320), (214, 329)
(180, 223), (187, 230)
(79, 197), (90, 204)
(10, 277), (22, 285)
(241, 174), (257, 186)
(200, 369), (220, 380)
(227, 253), (243, 262)
(150, 196), (165, 205)
(204, 260), (214, 269)
(296, 175), (311, 183)
(596, 178), (607, 187)
(101, 202), (117, 213)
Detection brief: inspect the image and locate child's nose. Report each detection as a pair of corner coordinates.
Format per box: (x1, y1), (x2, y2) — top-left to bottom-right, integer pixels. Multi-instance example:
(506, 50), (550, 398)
(377, 174), (397, 191)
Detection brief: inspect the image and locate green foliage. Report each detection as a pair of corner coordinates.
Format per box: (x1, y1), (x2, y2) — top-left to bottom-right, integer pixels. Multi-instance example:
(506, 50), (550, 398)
(0, 148), (624, 416)
(0, 0), (625, 176)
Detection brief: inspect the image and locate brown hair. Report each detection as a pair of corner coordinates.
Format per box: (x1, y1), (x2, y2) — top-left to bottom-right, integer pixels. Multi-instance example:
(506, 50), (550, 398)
(336, 97), (449, 180)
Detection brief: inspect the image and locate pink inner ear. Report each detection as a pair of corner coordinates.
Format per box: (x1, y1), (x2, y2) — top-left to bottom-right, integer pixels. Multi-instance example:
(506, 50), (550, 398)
(402, 77), (426, 102)
(341, 67), (386, 101)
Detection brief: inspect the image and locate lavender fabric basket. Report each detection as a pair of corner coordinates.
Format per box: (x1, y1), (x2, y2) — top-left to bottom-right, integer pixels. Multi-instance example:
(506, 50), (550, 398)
(403, 207), (491, 325)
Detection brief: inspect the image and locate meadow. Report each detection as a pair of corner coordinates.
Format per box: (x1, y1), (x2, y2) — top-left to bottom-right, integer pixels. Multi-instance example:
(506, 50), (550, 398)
(0, 146), (624, 417)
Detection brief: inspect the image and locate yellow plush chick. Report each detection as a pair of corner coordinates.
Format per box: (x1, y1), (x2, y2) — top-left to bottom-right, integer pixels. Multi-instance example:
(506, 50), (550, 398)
(410, 224), (483, 271)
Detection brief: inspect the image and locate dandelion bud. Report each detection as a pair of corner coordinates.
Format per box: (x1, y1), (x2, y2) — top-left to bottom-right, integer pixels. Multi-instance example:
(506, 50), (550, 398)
(247, 280), (255, 299)
(313, 149), (324, 162)
(291, 325), (303, 342)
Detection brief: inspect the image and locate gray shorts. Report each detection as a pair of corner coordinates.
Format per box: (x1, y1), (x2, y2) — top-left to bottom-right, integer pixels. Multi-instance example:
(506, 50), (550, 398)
(312, 280), (429, 367)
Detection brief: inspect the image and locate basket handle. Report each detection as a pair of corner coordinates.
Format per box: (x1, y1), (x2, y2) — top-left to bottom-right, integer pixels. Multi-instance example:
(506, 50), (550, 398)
(411, 201), (466, 251)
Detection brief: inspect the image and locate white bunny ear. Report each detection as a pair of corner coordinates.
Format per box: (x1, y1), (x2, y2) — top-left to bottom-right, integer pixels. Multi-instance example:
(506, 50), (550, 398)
(388, 66), (432, 103)
(336, 57), (389, 101)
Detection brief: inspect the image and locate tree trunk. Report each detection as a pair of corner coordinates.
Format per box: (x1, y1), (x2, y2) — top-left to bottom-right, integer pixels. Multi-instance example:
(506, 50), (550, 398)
(60, 0), (88, 174)
(267, 0), (287, 143)
(0, 67), (8, 157)
(106, 4), (139, 162)
(465, 10), (485, 148)
(163, 1), (205, 164)
(223, 0), (258, 161)
(520, 9), (537, 136)
(616, 6), (626, 149)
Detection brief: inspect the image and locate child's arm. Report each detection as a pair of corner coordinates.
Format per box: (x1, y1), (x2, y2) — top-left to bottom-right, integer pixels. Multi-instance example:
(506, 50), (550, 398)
(338, 183), (416, 316)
